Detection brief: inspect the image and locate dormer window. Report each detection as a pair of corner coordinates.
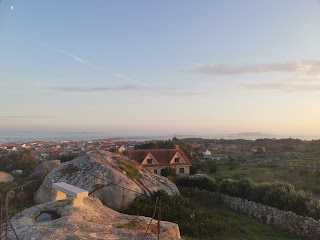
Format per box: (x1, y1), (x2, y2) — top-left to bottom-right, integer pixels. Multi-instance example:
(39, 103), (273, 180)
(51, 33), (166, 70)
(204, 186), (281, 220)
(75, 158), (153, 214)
(147, 159), (152, 164)
(175, 158), (179, 163)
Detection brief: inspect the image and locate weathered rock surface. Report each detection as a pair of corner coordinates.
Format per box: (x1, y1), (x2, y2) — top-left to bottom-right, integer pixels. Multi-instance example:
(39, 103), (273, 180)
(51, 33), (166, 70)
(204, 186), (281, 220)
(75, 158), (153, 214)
(0, 171), (14, 182)
(32, 160), (61, 177)
(7, 197), (181, 239)
(35, 151), (179, 211)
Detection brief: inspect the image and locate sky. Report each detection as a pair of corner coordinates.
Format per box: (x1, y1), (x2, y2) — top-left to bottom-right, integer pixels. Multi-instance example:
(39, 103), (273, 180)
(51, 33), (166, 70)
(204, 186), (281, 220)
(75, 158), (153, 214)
(1, 0), (320, 137)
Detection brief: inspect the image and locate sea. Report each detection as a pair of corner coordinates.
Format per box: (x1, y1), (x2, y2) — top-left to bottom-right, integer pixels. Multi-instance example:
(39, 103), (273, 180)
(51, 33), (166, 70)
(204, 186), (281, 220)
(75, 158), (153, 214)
(0, 131), (318, 143)
(0, 131), (177, 143)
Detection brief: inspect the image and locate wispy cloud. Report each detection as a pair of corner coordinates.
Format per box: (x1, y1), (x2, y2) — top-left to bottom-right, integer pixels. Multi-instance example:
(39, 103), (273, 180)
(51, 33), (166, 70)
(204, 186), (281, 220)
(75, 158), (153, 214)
(191, 59), (320, 92)
(191, 59), (320, 76)
(49, 84), (140, 92)
(242, 79), (320, 92)
(49, 84), (207, 96)
(0, 116), (55, 120)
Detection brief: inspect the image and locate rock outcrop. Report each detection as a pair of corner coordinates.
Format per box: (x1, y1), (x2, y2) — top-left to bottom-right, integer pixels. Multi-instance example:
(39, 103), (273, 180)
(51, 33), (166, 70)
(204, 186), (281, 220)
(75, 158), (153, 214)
(0, 171), (14, 182)
(32, 160), (61, 178)
(35, 151), (179, 211)
(7, 197), (181, 240)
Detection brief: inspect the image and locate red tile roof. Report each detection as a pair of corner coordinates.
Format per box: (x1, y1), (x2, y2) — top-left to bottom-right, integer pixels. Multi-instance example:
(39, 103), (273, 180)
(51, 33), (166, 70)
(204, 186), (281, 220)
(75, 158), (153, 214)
(128, 149), (192, 167)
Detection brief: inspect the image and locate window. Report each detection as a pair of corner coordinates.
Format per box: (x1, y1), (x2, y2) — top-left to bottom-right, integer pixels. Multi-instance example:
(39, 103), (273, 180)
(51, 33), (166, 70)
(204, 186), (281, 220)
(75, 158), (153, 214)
(154, 169), (158, 174)
(175, 158), (179, 163)
(147, 159), (152, 164)
(179, 168), (185, 174)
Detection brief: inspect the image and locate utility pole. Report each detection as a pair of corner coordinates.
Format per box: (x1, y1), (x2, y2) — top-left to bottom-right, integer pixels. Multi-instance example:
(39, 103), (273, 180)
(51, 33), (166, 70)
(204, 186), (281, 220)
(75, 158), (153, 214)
(157, 199), (161, 240)
(5, 195), (9, 240)
(0, 201), (3, 240)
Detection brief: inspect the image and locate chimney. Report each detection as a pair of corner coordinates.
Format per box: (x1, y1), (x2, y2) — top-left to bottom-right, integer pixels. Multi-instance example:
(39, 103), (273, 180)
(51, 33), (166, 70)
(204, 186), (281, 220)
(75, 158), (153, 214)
(175, 145), (180, 149)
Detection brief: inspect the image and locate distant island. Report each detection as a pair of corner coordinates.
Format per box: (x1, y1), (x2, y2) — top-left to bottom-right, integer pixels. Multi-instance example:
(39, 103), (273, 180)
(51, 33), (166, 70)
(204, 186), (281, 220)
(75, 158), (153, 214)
(236, 132), (271, 136)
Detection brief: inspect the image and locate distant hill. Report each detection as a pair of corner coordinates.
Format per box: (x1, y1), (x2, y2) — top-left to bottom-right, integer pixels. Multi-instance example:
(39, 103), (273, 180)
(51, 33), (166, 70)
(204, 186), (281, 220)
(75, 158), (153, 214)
(236, 132), (271, 137)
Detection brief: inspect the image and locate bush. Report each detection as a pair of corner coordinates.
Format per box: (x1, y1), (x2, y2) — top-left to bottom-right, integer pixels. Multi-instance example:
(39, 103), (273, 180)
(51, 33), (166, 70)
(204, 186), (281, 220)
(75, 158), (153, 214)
(0, 149), (39, 176)
(218, 178), (254, 199)
(125, 191), (219, 237)
(262, 182), (295, 209)
(119, 161), (142, 180)
(59, 153), (78, 163)
(160, 167), (178, 182)
(176, 176), (218, 192)
(176, 174), (320, 219)
(209, 165), (218, 173)
(189, 165), (197, 175)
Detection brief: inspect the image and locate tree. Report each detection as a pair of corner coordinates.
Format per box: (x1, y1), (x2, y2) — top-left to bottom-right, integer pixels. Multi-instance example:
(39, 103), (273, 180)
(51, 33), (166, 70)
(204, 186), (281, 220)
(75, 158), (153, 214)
(135, 138), (193, 160)
(161, 167), (178, 182)
(59, 153), (78, 163)
(8, 149), (39, 175)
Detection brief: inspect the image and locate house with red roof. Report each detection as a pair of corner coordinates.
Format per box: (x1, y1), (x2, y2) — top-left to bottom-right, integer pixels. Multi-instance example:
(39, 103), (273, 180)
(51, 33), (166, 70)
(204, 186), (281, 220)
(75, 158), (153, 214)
(128, 149), (192, 175)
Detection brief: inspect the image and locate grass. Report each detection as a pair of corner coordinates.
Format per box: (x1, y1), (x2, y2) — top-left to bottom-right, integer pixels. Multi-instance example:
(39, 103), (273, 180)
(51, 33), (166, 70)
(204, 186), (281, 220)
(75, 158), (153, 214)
(119, 160), (142, 180)
(116, 220), (141, 229)
(59, 164), (80, 176)
(181, 198), (300, 240)
(210, 155), (320, 195)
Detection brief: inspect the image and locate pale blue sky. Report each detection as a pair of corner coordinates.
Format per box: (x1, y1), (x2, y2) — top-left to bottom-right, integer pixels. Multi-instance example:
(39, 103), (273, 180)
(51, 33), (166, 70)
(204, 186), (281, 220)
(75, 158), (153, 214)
(1, 0), (320, 137)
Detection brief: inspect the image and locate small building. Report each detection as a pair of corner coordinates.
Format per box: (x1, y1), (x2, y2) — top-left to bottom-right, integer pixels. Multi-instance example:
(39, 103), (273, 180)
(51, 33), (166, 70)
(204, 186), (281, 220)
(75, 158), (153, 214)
(6, 146), (17, 152)
(128, 149), (192, 175)
(118, 145), (126, 153)
(251, 146), (266, 153)
(203, 149), (211, 156)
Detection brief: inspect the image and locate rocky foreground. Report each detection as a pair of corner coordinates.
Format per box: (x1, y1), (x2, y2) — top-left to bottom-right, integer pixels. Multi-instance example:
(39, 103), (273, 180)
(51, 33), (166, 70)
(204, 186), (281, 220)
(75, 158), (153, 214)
(35, 150), (179, 211)
(0, 171), (14, 182)
(7, 197), (180, 240)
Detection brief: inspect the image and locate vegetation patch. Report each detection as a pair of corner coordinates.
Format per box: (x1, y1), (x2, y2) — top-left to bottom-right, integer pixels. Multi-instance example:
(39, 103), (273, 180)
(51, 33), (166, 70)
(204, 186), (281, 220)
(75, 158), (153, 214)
(125, 191), (300, 240)
(119, 160), (142, 180)
(116, 220), (141, 230)
(160, 167), (178, 182)
(59, 153), (79, 163)
(177, 176), (218, 191)
(59, 164), (80, 176)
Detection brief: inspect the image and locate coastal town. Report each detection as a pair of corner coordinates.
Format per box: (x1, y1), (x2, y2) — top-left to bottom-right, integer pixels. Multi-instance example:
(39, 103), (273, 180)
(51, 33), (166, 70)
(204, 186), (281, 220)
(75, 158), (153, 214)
(0, 139), (138, 160)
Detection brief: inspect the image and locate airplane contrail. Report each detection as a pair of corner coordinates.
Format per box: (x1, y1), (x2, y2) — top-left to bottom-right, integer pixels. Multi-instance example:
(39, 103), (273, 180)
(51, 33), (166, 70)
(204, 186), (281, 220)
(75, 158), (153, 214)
(40, 42), (104, 70)
(40, 42), (149, 87)
(113, 73), (150, 87)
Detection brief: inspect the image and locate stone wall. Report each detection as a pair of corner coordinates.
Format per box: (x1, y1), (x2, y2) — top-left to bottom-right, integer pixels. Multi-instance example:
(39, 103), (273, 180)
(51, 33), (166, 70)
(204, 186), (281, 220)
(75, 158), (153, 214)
(179, 187), (320, 240)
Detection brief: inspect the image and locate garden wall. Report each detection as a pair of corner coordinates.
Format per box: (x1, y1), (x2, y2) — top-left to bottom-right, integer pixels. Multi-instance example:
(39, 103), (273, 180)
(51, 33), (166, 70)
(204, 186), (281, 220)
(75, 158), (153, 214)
(179, 187), (320, 240)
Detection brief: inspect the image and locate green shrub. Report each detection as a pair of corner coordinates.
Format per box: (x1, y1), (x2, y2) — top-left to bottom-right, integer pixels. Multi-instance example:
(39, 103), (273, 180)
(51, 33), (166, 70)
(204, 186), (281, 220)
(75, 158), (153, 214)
(209, 165), (218, 173)
(218, 178), (254, 199)
(119, 160), (142, 180)
(59, 153), (78, 163)
(59, 164), (79, 176)
(189, 165), (197, 175)
(126, 191), (221, 237)
(306, 197), (320, 219)
(176, 176), (218, 192)
(262, 182), (295, 209)
(160, 167), (178, 182)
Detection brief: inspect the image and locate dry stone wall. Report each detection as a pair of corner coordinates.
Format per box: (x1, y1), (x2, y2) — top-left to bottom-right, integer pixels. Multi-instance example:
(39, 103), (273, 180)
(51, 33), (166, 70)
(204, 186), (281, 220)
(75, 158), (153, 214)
(179, 187), (320, 240)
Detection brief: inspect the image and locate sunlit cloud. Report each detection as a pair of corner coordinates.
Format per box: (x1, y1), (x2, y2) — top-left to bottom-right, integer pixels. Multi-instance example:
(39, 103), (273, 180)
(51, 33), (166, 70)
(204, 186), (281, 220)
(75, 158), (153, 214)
(191, 59), (320, 76)
(191, 59), (320, 92)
